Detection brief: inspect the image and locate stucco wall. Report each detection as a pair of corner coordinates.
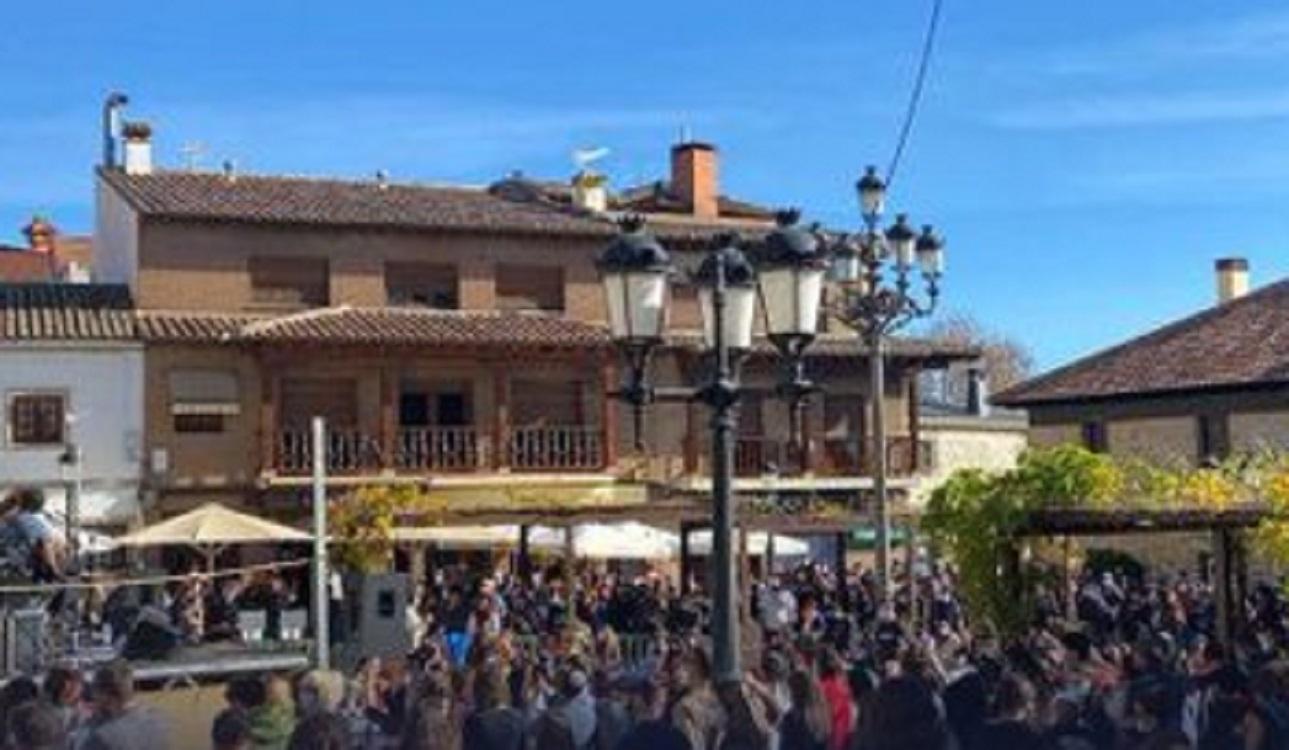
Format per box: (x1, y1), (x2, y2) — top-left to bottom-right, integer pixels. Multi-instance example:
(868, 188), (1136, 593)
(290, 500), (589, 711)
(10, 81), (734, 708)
(1229, 410), (1289, 454)
(0, 343), (144, 519)
(1107, 416), (1196, 465)
(914, 424), (1028, 505)
(1029, 423), (1081, 448)
(93, 177), (139, 287)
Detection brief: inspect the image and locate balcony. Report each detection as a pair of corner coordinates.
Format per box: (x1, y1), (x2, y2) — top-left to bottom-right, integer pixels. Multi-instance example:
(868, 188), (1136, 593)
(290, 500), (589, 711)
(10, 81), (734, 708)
(274, 424), (604, 475)
(725, 435), (928, 478)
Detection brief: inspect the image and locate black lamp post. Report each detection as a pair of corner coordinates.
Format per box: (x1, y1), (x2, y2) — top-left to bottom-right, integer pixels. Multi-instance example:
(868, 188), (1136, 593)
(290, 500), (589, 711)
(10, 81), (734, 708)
(830, 166), (945, 600)
(598, 211), (826, 685)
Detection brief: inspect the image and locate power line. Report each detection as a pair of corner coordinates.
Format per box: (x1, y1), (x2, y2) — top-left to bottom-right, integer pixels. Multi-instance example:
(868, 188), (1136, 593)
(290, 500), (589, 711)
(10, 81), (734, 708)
(885, 0), (945, 189)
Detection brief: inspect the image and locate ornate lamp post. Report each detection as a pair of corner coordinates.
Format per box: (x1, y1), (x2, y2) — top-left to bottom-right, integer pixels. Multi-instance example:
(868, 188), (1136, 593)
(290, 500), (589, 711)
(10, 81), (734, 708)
(598, 212), (826, 684)
(831, 166), (945, 600)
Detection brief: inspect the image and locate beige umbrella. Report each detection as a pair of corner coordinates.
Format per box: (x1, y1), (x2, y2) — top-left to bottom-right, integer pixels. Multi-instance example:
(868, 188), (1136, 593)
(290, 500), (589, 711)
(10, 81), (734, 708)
(114, 502), (311, 572)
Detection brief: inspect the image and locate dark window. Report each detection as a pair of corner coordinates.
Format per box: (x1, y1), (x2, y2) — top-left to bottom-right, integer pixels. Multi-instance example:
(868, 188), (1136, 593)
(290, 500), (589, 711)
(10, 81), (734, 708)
(249, 257), (329, 308)
(1197, 414), (1228, 466)
(496, 265), (563, 312)
(436, 393), (468, 427)
(1081, 421), (1108, 453)
(174, 413), (225, 434)
(9, 393), (65, 446)
(386, 262), (458, 308)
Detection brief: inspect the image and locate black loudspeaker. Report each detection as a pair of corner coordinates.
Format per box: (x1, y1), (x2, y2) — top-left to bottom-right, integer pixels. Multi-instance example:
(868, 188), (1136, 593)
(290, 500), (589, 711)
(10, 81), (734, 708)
(338, 573), (411, 669)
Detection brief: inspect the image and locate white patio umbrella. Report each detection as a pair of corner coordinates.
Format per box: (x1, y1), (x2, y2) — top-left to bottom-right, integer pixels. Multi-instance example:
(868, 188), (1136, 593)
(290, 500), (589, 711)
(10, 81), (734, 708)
(113, 502), (311, 572)
(531, 523), (679, 560)
(393, 525), (520, 549)
(687, 530), (809, 558)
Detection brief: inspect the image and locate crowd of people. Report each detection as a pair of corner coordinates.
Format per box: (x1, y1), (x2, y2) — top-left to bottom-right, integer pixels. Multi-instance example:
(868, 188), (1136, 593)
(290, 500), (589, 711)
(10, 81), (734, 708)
(1, 515), (1289, 749)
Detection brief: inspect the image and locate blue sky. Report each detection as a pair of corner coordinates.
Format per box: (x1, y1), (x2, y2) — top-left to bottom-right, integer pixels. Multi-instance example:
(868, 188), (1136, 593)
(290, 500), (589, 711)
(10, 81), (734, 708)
(3, 1), (1289, 370)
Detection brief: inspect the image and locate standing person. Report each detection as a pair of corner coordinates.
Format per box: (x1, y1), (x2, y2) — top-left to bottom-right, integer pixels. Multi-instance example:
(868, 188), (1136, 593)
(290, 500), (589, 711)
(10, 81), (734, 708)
(250, 675), (296, 750)
(852, 676), (953, 750)
(670, 648), (724, 750)
(8, 488), (66, 583)
(402, 668), (460, 750)
(976, 673), (1044, 750)
(41, 664), (84, 737)
(79, 660), (171, 750)
(462, 663), (525, 750)
(8, 699), (66, 750)
(779, 671), (830, 750)
(616, 681), (689, 750)
(212, 709), (253, 750)
(815, 649), (853, 750)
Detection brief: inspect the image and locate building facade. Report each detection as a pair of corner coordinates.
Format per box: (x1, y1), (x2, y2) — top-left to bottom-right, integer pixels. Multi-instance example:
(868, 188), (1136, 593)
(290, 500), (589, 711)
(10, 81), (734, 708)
(78, 115), (973, 530)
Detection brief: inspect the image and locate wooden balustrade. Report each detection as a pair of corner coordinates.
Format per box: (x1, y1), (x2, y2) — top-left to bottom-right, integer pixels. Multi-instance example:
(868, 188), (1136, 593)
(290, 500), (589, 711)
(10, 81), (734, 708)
(396, 427), (486, 471)
(276, 429), (383, 475)
(509, 425), (604, 471)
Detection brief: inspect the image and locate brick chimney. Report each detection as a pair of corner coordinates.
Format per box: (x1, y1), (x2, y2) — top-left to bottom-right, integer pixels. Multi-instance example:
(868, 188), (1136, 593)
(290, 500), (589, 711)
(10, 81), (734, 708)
(670, 142), (718, 218)
(22, 216), (56, 255)
(1215, 257), (1249, 304)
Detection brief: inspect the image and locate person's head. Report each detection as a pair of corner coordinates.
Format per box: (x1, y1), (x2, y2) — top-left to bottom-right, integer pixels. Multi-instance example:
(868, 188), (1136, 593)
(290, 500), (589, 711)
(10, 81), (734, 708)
(993, 672), (1036, 722)
(788, 670), (831, 743)
(859, 676), (952, 750)
(533, 710), (577, 750)
(91, 660), (135, 716)
(10, 487), (44, 513)
(43, 665), (82, 708)
(671, 647), (711, 691)
(226, 676), (267, 711)
(9, 699), (65, 750)
(296, 670), (344, 716)
(212, 708), (252, 750)
(286, 712), (351, 750)
(265, 673), (294, 708)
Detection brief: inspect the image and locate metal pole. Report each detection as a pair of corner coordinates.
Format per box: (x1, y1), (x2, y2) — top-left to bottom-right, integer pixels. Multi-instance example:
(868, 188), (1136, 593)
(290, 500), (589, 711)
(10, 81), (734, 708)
(870, 331), (892, 601)
(710, 248), (741, 685)
(311, 416), (331, 671)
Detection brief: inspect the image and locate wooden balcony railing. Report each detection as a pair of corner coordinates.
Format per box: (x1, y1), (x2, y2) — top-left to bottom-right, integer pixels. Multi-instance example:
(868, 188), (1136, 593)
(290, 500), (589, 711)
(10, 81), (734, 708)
(273, 425), (604, 475)
(277, 429), (383, 475)
(396, 427), (487, 471)
(509, 425), (604, 472)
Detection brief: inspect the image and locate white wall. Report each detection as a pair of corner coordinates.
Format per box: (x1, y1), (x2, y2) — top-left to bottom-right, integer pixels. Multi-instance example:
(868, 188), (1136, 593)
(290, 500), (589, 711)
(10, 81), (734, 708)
(0, 343), (144, 521)
(94, 177), (139, 288)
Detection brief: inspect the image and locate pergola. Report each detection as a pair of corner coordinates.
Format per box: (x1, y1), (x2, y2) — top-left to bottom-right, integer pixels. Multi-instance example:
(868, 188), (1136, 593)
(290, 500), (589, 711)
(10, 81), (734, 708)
(1010, 503), (1270, 645)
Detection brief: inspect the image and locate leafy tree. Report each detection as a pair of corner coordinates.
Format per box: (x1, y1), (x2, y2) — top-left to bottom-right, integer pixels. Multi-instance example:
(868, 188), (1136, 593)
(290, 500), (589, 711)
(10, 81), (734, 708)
(921, 313), (1035, 406)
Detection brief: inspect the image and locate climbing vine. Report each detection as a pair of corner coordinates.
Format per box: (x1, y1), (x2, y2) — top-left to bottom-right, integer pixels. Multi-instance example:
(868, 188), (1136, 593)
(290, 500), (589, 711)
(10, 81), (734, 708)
(923, 445), (1288, 637)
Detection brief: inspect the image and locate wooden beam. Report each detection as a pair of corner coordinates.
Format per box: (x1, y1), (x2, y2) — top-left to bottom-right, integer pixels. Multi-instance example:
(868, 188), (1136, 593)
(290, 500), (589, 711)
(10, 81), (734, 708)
(492, 365), (510, 471)
(379, 364), (398, 469)
(260, 368), (280, 474)
(601, 359), (619, 470)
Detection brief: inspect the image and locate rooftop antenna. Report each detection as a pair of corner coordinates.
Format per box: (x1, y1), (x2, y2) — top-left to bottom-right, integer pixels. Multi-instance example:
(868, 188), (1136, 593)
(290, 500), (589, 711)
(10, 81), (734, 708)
(375, 169), (389, 189)
(180, 142), (206, 171)
(678, 123), (692, 144)
(222, 159), (237, 182)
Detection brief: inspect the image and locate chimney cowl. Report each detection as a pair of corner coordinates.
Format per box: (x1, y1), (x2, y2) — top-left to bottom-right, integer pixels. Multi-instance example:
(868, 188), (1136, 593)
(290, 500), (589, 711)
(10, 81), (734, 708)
(571, 170), (608, 212)
(122, 120), (152, 140)
(1215, 257), (1249, 304)
(122, 120), (153, 175)
(22, 216), (56, 254)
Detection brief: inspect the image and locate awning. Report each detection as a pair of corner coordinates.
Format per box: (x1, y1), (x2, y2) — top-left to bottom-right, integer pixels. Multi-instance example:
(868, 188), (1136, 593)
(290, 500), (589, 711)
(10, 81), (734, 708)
(43, 486), (141, 526)
(169, 369), (241, 415)
(393, 525), (520, 548)
(687, 530), (809, 557)
(530, 523), (678, 560)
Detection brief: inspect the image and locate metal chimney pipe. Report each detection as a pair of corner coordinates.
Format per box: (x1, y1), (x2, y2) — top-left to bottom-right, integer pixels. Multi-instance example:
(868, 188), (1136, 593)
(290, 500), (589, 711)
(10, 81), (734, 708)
(102, 92), (129, 168)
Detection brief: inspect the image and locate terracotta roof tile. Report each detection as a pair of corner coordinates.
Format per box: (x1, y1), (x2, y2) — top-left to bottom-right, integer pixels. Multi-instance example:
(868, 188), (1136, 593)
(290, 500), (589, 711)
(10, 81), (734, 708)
(995, 280), (1289, 405)
(0, 251), (63, 282)
(0, 283), (134, 340)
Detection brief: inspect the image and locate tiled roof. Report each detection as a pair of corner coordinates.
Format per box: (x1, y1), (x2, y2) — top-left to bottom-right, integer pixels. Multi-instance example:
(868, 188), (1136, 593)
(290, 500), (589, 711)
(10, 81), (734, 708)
(615, 180), (777, 220)
(135, 311), (261, 343)
(666, 331), (979, 361)
(236, 307), (610, 349)
(101, 169), (618, 238)
(0, 283), (135, 340)
(995, 280), (1289, 406)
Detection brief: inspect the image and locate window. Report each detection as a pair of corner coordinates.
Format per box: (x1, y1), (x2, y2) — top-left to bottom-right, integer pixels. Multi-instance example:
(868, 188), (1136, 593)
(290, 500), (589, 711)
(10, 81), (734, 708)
(8, 393), (65, 446)
(249, 257), (329, 307)
(1081, 421), (1108, 453)
(1197, 413), (1229, 466)
(496, 265), (563, 312)
(386, 262), (458, 308)
(169, 369), (240, 434)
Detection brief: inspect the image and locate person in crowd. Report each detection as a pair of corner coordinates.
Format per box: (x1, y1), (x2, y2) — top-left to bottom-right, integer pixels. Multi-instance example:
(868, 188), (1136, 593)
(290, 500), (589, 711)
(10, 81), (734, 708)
(779, 670), (830, 750)
(402, 667), (460, 750)
(462, 662), (525, 750)
(0, 675), (38, 743)
(5, 487), (66, 583)
(8, 699), (66, 750)
(286, 711), (350, 750)
(976, 672), (1045, 750)
(814, 648), (853, 750)
(212, 708), (253, 750)
(79, 659), (171, 750)
(853, 676), (953, 750)
(669, 647), (724, 750)
(42, 663), (84, 737)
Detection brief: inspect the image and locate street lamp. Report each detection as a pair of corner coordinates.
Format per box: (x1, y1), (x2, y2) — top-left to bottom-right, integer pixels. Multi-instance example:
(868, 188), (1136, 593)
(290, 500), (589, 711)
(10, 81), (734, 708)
(598, 211), (826, 685)
(830, 166), (945, 600)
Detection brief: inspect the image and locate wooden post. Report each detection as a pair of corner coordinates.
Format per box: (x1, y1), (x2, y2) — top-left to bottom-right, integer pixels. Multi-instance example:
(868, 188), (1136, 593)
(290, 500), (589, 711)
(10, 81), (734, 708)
(765, 533), (776, 579)
(260, 369), (280, 473)
(683, 401), (699, 474)
(799, 401), (814, 476)
(518, 525), (532, 581)
(1214, 528), (1232, 647)
(680, 522), (693, 595)
(907, 371), (921, 472)
(379, 364), (398, 470)
(492, 366), (510, 471)
(601, 359), (619, 470)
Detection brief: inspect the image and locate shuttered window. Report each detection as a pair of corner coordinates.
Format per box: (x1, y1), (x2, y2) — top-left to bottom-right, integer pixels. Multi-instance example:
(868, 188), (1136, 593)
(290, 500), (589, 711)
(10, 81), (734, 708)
(169, 369), (240, 416)
(386, 263), (458, 308)
(496, 265), (563, 312)
(8, 392), (65, 446)
(249, 257), (329, 307)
